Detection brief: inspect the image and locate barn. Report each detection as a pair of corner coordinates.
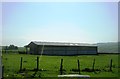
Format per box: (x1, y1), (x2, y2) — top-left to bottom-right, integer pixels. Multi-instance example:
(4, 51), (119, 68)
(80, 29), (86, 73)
(25, 41), (98, 55)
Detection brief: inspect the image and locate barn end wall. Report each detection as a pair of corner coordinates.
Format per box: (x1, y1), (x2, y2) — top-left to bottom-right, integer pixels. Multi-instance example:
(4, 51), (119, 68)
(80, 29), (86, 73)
(28, 42), (39, 54)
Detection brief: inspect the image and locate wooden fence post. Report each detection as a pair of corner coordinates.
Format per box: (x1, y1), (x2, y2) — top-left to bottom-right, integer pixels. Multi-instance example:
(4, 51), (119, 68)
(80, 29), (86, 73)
(37, 56), (39, 71)
(77, 59), (80, 74)
(60, 59), (63, 75)
(110, 59), (112, 71)
(92, 58), (95, 71)
(20, 57), (23, 71)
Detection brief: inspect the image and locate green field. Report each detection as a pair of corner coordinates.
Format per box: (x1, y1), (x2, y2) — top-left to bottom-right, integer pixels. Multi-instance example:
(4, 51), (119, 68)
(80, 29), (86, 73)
(2, 53), (119, 78)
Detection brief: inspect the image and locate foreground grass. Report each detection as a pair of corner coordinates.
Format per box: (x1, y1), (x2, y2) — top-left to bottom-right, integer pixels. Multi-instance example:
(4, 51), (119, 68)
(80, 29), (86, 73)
(2, 53), (119, 78)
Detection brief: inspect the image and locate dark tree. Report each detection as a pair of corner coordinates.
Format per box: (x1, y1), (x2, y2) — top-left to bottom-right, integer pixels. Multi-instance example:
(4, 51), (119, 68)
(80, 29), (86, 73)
(8, 45), (18, 50)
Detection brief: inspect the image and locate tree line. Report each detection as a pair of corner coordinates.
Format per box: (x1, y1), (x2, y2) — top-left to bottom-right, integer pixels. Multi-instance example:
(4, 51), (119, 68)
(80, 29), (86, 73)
(2, 45), (18, 50)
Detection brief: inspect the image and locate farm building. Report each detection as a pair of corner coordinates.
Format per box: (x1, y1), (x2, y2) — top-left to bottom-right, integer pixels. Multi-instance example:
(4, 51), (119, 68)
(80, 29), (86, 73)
(25, 41), (98, 55)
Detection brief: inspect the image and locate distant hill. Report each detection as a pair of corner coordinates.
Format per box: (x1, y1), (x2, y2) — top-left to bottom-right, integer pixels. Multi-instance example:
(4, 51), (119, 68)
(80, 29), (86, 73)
(18, 47), (26, 51)
(0, 46), (1, 50)
(97, 42), (119, 53)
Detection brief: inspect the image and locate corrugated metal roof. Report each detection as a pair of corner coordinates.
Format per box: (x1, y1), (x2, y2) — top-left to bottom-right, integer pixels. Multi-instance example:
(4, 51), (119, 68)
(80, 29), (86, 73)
(31, 41), (97, 46)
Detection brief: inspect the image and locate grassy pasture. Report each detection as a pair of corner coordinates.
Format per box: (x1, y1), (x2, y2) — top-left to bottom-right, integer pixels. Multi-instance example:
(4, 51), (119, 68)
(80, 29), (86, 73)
(2, 53), (119, 78)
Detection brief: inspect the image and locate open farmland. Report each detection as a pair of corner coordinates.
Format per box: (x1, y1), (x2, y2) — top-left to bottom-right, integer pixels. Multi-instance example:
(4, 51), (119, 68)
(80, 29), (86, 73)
(2, 53), (119, 78)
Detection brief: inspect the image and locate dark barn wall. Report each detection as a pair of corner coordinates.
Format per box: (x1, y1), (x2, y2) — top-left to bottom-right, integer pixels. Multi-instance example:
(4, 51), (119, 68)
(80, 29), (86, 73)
(39, 46), (66, 55)
(77, 46), (97, 55)
(35, 45), (97, 55)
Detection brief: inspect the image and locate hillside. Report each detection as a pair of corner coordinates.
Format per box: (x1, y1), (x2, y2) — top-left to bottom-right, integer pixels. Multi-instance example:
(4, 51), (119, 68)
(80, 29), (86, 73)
(97, 42), (119, 53)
